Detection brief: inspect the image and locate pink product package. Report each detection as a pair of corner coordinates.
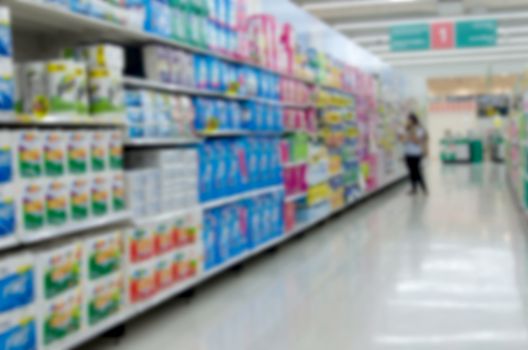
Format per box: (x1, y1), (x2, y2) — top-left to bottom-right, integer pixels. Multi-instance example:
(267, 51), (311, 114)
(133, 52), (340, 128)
(278, 23), (295, 74)
(283, 167), (294, 195)
(284, 201), (296, 232)
(279, 140), (290, 165)
(305, 110), (317, 133)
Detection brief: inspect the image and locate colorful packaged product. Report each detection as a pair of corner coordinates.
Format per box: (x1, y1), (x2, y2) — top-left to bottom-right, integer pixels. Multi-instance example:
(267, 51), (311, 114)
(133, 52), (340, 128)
(40, 287), (82, 347)
(0, 253), (34, 313)
(69, 176), (90, 221)
(155, 253), (174, 290)
(67, 131), (89, 175)
(85, 273), (124, 326)
(85, 230), (123, 280)
(128, 261), (157, 304)
(16, 130), (43, 179)
(111, 172), (126, 212)
(37, 241), (83, 300)
(0, 130), (12, 183)
(126, 226), (155, 263)
(43, 131), (67, 177)
(0, 307), (37, 350)
(90, 175), (110, 217)
(0, 185), (15, 240)
(90, 131), (108, 173)
(45, 178), (70, 227)
(20, 180), (46, 233)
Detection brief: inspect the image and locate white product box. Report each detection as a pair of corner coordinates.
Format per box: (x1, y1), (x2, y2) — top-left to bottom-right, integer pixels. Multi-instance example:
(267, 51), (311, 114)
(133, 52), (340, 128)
(18, 179), (47, 236)
(44, 177), (71, 227)
(39, 287), (83, 350)
(43, 130), (67, 178)
(81, 44), (125, 71)
(142, 45), (171, 83)
(15, 129), (44, 180)
(84, 229), (123, 281)
(127, 259), (157, 306)
(35, 240), (83, 302)
(90, 174), (111, 217)
(69, 176), (91, 222)
(125, 225), (156, 264)
(84, 272), (124, 327)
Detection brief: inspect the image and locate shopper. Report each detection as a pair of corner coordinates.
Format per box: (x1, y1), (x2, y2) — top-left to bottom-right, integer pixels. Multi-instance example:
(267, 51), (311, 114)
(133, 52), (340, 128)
(401, 113), (428, 195)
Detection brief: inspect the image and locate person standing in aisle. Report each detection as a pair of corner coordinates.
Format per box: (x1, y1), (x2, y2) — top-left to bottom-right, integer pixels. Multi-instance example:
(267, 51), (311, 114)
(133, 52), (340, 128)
(401, 113), (428, 195)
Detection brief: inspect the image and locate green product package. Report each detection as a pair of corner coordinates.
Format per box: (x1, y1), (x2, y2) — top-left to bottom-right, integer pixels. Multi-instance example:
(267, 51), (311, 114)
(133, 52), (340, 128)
(45, 180), (69, 227)
(22, 182), (46, 232)
(91, 176), (109, 217)
(43, 291), (82, 346)
(17, 130), (43, 179)
(88, 290), (120, 325)
(70, 177), (90, 221)
(67, 132), (88, 175)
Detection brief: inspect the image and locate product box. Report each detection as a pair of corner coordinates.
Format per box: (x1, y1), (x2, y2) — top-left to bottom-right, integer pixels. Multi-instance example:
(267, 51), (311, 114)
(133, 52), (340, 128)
(155, 253), (174, 291)
(128, 260), (157, 304)
(40, 287), (83, 348)
(88, 67), (124, 117)
(0, 253), (34, 313)
(0, 184), (15, 241)
(111, 172), (126, 212)
(0, 130), (12, 184)
(109, 131), (123, 170)
(85, 230), (123, 281)
(46, 60), (87, 115)
(19, 180), (46, 234)
(18, 62), (46, 116)
(126, 226), (155, 264)
(43, 130), (67, 177)
(154, 221), (174, 255)
(67, 131), (89, 175)
(84, 273), (124, 326)
(0, 307), (38, 350)
(0, 58), (13, 115)
(69, 176), (90, 222)
(36, 241), (83, 300)
(0, 7), (12, 58)
(90, 131), (108, 173)
(45, 178), (70, 227)
(91, 175), (110, 217)
(16, 130), (43, 179)
(143, 45), (171, 83)
(80, 44), (125, 71)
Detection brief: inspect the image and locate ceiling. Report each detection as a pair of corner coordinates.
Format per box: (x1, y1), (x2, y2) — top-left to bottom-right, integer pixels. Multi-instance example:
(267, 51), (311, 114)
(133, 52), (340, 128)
(292, 0), (528, 67)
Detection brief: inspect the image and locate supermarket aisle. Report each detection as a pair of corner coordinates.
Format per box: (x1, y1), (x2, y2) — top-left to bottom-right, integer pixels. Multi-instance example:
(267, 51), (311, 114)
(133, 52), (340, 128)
(83, 164), (528, 350)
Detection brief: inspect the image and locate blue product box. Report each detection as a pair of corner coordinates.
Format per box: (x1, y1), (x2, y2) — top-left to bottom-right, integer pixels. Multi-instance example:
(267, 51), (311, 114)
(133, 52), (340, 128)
(126, 107), (144, 124)
(0, 189), (15, 238)
(0, 262), (34, 313)
(215, 100), (227, 130)
(0, 142), (12, 184)
(217, 206), (230, 263)
(0, 72), (13, 113)
(145, 0), (172, 38)
(194, 55), (209, 89)
(0, 312), (37, 350)
(128, 124), (145, 139)
(227, 141), (239, 195)
(0, 12), (12, 58)
(213, 140), (228, 198)
(70, 0), (91, 15)
(199, 142), (214, 201)
(203, 210), (218, 270)
(207, 57), (221, 90)
(125, 90), (142, 107)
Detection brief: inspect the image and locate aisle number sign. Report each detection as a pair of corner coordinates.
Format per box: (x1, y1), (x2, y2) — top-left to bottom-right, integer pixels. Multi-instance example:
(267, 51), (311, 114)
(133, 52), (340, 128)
(390, 19), (497, 52)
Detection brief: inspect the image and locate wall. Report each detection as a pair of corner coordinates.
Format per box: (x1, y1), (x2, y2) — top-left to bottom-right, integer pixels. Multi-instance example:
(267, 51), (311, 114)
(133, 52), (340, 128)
(399, 60), (524, 161)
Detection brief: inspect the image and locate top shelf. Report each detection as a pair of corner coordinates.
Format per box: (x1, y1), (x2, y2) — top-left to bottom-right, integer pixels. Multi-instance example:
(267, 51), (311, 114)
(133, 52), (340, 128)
(5, 0), (354, 95)
(6, 0), (307, 82)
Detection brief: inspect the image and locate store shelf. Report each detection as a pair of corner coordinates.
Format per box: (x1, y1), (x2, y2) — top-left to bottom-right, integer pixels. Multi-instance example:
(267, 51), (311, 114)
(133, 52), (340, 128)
(202, 186), (284, 210)
(285, 192), (308, 202)
(0, 114), (125, 127)
(125, 138), (202, 147)
(55, 174), (405, 349)
(5, 0), (315, 86)
(19, 212), (131, 245)
(133, 207), (201, 226)
(0, 237), (19, 252)
(198, 130), (283, 137)
(283, 160), (307, 167)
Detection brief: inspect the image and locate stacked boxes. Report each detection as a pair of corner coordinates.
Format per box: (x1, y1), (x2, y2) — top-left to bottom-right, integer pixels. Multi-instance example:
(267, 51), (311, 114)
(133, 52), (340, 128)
(0, 129), (125, 242)
(125, 89), (195, 140)
(142, 46), (195, 87)
(36, 240), (84, 348)
(126, 211), (202, 305)
(198, 138), (283, 202)
(203, 192), (283, 271)
(126, 149), (198, 218)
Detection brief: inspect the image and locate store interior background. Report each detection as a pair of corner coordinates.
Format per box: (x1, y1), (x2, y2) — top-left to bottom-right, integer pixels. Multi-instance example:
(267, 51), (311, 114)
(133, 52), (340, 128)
(296, 0), (528, 161)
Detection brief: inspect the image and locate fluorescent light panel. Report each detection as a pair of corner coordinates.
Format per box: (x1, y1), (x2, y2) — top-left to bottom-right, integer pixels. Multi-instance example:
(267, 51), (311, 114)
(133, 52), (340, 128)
(388, 52), (528, 66)
(304, 0), (421, 11)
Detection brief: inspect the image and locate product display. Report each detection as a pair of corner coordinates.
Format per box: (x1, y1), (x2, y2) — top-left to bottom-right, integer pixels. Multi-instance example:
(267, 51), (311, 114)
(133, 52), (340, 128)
(0, 1), (409, 348)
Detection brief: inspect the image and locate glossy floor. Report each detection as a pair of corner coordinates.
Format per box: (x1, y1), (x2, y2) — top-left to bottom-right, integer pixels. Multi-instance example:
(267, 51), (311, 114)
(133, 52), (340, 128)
(82, 164), (528, 350)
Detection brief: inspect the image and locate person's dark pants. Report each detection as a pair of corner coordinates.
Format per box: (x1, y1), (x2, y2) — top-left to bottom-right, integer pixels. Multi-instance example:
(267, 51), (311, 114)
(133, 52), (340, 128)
(405, 156), (427, 193)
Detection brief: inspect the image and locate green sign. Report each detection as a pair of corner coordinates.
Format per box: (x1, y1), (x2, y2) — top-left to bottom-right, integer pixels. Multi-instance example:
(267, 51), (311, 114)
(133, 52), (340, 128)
(456, 20), (497, 48)
(390, 24), (430, 52)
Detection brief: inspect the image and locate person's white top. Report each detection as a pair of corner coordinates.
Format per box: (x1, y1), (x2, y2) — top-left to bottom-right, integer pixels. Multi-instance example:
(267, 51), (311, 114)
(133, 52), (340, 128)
(404, 126), (426, 156)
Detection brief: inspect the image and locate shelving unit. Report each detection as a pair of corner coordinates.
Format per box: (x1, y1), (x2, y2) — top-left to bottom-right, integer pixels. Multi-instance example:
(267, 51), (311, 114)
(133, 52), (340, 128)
(0, 2), (408, 350)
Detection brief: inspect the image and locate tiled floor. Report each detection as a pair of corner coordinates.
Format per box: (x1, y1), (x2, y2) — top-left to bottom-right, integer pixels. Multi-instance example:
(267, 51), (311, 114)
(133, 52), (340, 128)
(81, 164), (528, 350)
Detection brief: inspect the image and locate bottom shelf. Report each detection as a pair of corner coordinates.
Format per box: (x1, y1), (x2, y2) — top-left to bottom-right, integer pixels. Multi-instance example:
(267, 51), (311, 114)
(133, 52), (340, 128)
(66, 172), (407, 350)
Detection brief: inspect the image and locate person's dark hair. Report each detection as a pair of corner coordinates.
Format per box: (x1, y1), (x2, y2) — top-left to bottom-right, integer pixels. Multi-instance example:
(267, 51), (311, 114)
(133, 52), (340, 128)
(408, 113), (420, 126)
